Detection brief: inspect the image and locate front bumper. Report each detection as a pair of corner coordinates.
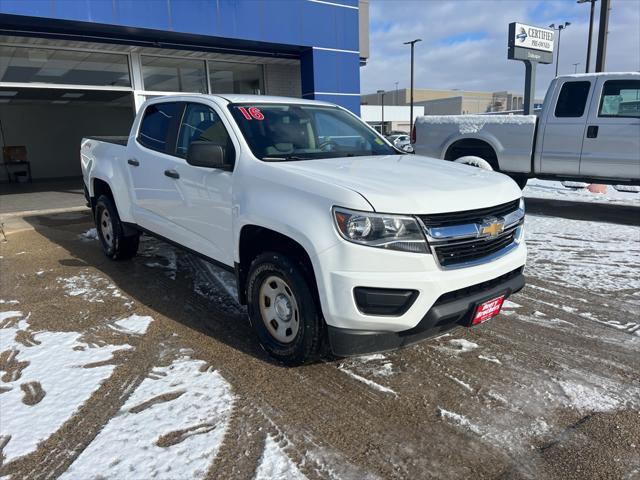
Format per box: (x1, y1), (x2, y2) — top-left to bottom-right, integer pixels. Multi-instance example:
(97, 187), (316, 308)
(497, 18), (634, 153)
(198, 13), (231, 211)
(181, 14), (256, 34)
(328, 267), (525, 356)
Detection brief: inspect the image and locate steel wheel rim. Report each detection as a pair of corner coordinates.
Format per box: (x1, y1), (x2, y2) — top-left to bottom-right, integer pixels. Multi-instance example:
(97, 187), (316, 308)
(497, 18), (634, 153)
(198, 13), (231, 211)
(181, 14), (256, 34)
(259, 275), (300, 344)
(100, 208), (114, 248)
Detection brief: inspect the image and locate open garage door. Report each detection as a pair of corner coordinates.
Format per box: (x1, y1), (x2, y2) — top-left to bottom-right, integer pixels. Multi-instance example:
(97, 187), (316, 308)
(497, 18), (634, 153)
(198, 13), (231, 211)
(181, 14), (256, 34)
(0, 87), (134, 182)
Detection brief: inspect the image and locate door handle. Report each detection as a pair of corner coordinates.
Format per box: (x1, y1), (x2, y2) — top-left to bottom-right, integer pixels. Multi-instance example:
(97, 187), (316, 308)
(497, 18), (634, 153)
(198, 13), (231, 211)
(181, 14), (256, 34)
(586, 125), (599, 138)
(127, 158), (139, 166)
(164, 169), (180, 179)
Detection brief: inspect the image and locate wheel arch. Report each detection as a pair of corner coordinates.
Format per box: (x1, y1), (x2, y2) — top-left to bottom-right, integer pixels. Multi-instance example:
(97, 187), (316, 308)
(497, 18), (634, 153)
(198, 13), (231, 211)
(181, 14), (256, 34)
(237, 225), (320, 311)
(443, 137), (501, 171)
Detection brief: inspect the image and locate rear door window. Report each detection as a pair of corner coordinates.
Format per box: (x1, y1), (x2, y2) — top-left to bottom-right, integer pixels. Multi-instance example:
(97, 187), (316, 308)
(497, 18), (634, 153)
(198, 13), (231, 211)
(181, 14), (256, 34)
(137, 102), (181, 153)
(554, 81), (591, 118)
(598, 80), (640, 118)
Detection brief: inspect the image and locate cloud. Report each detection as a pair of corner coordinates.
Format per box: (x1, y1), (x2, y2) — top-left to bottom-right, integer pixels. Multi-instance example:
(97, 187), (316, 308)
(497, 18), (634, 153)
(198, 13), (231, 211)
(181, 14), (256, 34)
(361, 0), (640, 98)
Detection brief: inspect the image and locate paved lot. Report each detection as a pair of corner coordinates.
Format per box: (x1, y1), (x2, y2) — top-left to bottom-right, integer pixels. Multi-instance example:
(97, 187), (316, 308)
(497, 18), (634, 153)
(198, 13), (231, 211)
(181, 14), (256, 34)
(0, 198), (639, 479)
(0, 179), (84, 215)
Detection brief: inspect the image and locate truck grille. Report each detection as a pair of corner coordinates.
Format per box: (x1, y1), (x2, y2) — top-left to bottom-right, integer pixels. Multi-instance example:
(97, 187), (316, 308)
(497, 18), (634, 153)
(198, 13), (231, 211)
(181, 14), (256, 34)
(419, 200), (523, 269)
(419, 200), (519, 228)
(433, 228), (518, 268)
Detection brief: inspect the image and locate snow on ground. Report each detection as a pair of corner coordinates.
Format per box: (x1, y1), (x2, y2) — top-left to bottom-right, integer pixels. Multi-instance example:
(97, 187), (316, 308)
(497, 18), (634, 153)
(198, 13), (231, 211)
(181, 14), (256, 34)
(61, 357), (234, 480)
(525, 179), (640, 206)
(525, 214), (640, 294)
(140, 237), (178, 280)
(435, 338), (479, 355)
(337, 365), (397, 396)
(112, 314), (154, 335)
(0, 312), (131, 462)
(78, 228), (98, 241)
(56, 272), (130, 304)
(438, 408), (483, 435)
(254, 435), (307, 480)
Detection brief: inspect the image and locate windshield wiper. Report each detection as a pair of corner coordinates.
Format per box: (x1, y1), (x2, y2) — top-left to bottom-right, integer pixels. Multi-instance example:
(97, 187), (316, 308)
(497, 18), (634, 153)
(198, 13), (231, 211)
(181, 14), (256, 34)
(262, 155), (309, 162)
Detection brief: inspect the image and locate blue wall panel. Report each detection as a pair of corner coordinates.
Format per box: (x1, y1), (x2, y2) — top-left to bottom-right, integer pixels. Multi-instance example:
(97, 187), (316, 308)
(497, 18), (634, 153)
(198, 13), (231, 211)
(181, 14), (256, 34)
(301, 48), (360, 113)
(0, 0), (359, 52)
(0, 0), (363, 113)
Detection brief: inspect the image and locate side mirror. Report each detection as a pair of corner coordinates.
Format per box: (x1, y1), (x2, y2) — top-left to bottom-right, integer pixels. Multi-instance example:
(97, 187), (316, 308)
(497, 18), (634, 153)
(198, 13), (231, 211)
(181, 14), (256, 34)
(401, 144), (414, 154)
(186, 141), (233, 170)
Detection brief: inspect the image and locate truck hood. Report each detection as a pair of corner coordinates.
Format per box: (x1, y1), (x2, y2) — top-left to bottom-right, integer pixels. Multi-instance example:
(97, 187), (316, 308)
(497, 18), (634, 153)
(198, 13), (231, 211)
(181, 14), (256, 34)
(275, 154), (522, 214)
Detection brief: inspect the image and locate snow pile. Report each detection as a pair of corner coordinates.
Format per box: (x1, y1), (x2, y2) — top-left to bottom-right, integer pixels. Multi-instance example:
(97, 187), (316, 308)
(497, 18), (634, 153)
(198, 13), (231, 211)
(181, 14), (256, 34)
(525, 179), (640, 206)
(0, 313), (130, 462)
(61, 357), (234, 480)
(255, 435), (306, 480)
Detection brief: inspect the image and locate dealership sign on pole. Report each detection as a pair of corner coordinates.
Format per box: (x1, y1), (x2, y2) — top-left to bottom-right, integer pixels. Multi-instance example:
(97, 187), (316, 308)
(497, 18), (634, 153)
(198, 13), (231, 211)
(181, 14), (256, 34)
(508, 22), (554, 115)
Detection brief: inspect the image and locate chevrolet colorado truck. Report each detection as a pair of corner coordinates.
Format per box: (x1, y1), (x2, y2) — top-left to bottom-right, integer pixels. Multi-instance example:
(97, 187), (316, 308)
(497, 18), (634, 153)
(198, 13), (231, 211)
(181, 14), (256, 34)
(81, 94), (526, 364)
(412, 72), (640, 189)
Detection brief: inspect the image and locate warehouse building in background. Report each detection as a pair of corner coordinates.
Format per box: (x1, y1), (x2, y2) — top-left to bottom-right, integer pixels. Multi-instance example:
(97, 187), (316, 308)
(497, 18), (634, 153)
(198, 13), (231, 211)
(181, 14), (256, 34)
(0, 0), (369, 181)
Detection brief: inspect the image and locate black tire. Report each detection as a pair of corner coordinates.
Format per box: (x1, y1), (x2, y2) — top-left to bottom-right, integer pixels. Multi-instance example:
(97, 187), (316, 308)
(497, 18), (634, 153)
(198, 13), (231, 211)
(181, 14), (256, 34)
(95, 195), (139, 260)
(508, 174), (529, 190)
(247, 252), (323, 365)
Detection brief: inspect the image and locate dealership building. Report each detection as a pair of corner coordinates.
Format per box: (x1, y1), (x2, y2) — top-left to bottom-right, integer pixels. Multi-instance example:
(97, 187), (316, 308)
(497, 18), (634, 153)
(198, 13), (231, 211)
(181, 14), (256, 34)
(0, 0), (369, 181)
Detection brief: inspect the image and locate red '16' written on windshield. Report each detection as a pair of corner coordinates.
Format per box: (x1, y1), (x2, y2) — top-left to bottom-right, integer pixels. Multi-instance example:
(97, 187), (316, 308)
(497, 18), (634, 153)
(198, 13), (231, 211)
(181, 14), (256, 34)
(238, 107), (264, 120)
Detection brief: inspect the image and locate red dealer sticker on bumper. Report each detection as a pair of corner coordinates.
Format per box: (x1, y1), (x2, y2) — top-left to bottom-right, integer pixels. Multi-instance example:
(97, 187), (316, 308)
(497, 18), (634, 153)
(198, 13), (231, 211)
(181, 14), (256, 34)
(472, 296), (505, 325)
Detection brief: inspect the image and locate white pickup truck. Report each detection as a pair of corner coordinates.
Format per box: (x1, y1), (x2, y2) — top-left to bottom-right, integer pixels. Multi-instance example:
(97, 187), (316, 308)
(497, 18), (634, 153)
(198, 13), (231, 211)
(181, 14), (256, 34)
(413, 72), (640, 189)
(81, 94), (526, 364)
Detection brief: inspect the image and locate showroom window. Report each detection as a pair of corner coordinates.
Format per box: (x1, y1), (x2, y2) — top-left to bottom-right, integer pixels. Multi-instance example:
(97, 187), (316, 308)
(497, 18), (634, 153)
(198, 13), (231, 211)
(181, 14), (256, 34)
(141, 56), (207, 93)
(0, 46), (130, 87)
(209, 61), (264, 95)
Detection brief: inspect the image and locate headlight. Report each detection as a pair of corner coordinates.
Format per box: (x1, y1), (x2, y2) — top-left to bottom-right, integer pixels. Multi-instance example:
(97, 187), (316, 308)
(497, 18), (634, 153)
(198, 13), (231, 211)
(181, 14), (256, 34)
(519, 197), (525, 211)
(333, 207), (428, 253)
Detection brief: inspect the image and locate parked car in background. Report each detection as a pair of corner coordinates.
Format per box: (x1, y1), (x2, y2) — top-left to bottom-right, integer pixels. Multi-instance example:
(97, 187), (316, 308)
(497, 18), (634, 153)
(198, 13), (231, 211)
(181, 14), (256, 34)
(82, 95), (526, 365)
(412, 72), (640, 189)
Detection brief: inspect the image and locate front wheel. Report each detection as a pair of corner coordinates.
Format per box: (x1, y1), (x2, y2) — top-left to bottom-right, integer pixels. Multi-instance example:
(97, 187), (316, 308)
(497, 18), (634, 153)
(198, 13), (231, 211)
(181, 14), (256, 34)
(247, 252), (323, 365)
(95, 195), (139, 260)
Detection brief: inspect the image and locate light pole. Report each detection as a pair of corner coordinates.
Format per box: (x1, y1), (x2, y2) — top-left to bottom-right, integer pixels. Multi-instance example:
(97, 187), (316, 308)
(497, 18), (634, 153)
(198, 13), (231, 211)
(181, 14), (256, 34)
(404, 38), (421, 133)
(377, 89), (385, 135)
(394, 81), (399, 105)
(572, 62), (580, 73)
(595, 0), (610, 72)
(577, 0), (597, 72)
(549, 22), (571, 77)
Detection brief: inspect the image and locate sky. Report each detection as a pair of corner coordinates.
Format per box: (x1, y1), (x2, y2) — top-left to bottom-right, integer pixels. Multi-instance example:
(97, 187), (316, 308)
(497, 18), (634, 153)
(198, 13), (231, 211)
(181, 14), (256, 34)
(360, 0), (640, 98)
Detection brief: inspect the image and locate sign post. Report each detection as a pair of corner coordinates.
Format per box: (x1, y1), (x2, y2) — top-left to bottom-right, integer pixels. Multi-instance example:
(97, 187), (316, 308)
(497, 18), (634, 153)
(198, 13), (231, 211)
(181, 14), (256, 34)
(508, 22), (554, 114)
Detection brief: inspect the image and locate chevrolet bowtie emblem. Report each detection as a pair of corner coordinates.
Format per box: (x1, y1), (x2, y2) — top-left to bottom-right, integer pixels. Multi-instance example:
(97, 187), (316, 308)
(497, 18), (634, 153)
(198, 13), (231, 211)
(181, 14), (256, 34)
(480, 218), (505, 238)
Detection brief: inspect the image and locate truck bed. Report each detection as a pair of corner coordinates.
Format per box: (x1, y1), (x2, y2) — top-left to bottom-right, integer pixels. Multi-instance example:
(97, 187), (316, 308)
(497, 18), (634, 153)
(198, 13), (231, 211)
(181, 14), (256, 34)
(413, 115), (537, 174)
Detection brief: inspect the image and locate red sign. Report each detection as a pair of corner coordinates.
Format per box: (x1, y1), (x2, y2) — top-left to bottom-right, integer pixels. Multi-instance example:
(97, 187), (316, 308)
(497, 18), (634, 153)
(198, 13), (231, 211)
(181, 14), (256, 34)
(238, 106), (264, 120)
(472, 296), (505, 325)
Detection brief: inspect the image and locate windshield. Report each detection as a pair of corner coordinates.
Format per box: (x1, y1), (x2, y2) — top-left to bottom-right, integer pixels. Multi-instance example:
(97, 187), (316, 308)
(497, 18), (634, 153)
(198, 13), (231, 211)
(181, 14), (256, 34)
(228, 103), (397, 161)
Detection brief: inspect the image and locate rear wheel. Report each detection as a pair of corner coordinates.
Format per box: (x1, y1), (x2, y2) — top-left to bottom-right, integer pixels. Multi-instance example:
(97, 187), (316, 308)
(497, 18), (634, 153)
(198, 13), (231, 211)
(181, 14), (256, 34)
(454, 155), (494, 171)
(247, 252), (323, 365)
(95, 195), (139, 260)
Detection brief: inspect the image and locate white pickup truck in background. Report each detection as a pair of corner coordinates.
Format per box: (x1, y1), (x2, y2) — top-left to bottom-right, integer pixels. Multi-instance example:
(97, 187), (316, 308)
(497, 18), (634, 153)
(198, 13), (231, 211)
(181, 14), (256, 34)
(82, 94), (526, 365)
(413, 72), (640, 189)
